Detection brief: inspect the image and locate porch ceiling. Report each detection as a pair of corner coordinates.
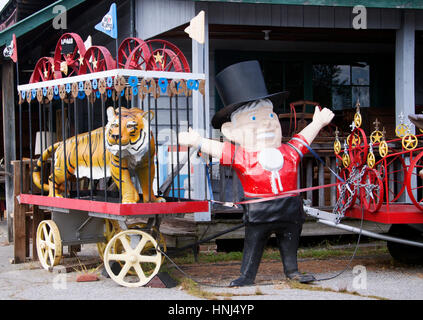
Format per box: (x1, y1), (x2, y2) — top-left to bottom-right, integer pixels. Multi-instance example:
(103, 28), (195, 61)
(165, 24), (397, 43)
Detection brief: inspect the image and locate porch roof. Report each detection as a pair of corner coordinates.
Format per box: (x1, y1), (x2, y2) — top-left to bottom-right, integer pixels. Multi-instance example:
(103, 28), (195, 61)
(0, 0), (86, 47)
(193, 0), (423, 10)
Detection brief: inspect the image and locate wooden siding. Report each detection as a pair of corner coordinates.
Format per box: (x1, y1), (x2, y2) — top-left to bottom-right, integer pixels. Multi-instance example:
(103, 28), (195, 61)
(136, 0), (195, 40)
(204, 2), (403, 30)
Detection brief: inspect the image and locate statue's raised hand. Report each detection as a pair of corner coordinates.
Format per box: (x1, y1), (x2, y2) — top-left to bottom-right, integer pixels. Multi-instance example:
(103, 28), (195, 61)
(178, 127), (202, 148)
(312, 106), (335, 128)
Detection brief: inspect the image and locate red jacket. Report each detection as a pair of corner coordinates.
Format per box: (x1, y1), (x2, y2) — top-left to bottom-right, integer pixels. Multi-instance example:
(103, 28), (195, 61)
(220, 134), (309, 198)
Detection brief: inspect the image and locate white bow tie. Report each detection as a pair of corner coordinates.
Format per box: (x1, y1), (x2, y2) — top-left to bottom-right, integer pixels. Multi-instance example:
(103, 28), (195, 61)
(258, 148), (284, 194)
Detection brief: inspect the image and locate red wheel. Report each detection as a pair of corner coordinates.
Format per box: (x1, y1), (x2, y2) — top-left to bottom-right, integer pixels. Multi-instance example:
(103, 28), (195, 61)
(118, 37), (149, 69)
(348, 127), (368, 167)
(360, 168), (384, 213)
(30, 57), (55, 83)
(144, 39), (190, 72)
(376, 152), (407, 203)
(337, 168), (358, 210)
(78, 46), (116, 75)
(406, 151), (423, 211)
(123, 42), (151, 70)
(54, 33), (86, 78)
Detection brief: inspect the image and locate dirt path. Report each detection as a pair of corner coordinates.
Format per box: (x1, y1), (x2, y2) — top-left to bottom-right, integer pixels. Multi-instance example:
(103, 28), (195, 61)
(172, 253), (402, 285)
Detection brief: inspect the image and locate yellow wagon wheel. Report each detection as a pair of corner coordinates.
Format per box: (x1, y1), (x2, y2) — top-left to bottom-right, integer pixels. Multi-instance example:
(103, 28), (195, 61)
(114, 223), (167, 275)
(367, 151), (376, 168)
(402, 134), (418, 150)
(379, 140), (389, 158)
(104, 230), (162, 287)
(334, 140), (341, 155)
(97, 219), (121, 260)
(36, 220), (62, 270)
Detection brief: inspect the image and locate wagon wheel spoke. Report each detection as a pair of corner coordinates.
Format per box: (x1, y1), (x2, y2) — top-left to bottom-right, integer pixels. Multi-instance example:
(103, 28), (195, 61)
(42, 248), (49, 263)
(139, 253), (161, 264)
(46, 239), (56, 249)
(133, 263), (148, 283)
(48, 249), (55, 266)
(117, 262), (132, 281)
(42, 225), (49, 240)
(134, 236), (148, 254)
(108, 253), (128, 262)
(98, 59), (105, 71)
(118, 234), (133, 253)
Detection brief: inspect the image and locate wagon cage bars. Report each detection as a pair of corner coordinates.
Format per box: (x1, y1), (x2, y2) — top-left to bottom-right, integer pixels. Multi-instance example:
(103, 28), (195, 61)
(16, 35), (214, 287)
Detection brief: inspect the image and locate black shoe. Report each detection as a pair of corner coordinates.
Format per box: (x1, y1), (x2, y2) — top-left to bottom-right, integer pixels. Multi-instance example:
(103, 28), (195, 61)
(229, 275), (255, 287)
(286, 271), (316, 284)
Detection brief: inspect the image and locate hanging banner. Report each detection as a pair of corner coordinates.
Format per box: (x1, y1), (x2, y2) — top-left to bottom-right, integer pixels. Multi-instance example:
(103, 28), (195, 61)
(94, 3), (118, 39)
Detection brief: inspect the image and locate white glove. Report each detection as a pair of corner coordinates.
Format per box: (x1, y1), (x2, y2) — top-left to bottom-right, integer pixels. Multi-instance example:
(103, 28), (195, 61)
(178, 127), (202, 148)
(312, 106), (335, 128)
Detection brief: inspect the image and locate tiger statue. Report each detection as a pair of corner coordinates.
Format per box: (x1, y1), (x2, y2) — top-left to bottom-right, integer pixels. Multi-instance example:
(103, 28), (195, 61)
(33, 106), (164, 204)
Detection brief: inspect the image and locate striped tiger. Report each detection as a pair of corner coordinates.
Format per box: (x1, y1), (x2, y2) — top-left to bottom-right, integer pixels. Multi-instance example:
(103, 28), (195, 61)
(32, 106), (164, 204)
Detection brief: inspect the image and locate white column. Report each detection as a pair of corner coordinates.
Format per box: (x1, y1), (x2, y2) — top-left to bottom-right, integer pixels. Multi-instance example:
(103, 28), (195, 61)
(396, 10), (415, 203)
(192, 8), (211, 221)
(396, 10), (415, 129)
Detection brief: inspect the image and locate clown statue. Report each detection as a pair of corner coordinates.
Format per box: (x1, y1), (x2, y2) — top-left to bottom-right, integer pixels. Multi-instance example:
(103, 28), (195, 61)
(179, 61), (334, 286)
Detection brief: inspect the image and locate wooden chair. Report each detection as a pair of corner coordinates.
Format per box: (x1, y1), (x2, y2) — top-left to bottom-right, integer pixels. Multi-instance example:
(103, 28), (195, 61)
(278, 100), (319, 136)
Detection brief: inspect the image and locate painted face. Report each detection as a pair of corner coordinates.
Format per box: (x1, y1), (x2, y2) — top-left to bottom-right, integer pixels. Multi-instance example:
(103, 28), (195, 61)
(228, 104), (282, 151)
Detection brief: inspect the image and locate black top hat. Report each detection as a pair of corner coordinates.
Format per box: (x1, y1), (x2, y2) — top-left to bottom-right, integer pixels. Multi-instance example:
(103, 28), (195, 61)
(212, 60), (289, 129)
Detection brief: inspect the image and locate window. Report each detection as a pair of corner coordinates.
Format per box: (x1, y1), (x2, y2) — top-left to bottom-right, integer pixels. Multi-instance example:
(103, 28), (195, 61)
(262, 61), (304, 112)
(312, 62), (370, 110)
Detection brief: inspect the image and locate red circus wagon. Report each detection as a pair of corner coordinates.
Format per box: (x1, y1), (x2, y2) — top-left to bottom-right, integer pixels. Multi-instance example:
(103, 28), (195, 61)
(17, 33), (210, 287)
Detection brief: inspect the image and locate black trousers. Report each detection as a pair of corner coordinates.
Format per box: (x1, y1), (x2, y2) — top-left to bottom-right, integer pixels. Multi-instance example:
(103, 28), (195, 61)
(240, 221), (303, 280)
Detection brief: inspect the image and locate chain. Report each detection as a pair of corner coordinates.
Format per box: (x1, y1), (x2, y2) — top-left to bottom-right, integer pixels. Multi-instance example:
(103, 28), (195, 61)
(333, 165), (367, 223)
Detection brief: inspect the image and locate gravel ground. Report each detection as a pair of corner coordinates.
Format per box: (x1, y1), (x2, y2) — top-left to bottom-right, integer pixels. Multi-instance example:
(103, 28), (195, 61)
(1, 220), (423, 301)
